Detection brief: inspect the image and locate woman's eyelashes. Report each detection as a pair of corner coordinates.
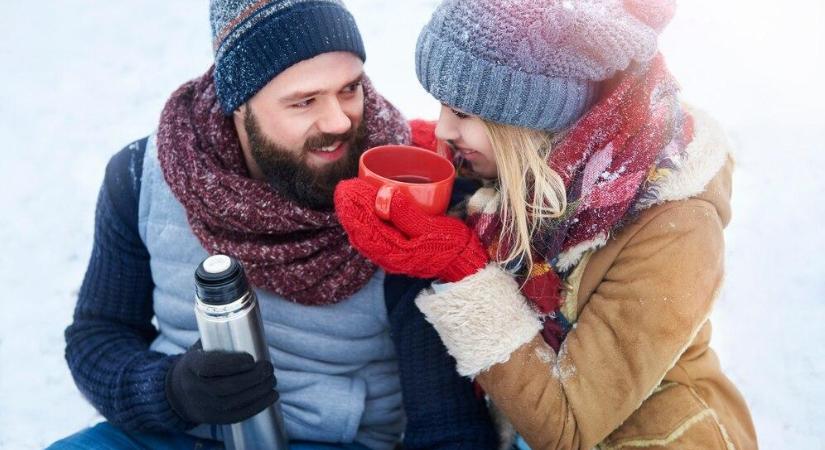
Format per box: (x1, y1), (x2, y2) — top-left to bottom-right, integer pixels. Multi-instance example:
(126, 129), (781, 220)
(442, 103), (469, 119)
(451, 108), (469, 119)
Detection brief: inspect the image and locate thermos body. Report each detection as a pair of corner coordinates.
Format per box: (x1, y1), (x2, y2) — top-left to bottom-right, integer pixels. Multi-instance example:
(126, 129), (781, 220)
(195, 291), (269, 363)
(194, 255), (288, 450)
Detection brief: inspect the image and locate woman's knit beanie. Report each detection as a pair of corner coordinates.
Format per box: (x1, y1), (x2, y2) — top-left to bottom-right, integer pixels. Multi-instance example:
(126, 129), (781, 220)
(210, 0), (366, 115)
(415, 0), (676, 131)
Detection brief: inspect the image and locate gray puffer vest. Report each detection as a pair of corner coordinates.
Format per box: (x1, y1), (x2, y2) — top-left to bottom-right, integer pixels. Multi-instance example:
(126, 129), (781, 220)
(138, 135), (404, 449)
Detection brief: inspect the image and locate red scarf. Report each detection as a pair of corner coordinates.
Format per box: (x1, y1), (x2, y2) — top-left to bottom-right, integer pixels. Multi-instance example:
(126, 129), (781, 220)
(157, 67), (411, 305)
(468, 55), (694, 350)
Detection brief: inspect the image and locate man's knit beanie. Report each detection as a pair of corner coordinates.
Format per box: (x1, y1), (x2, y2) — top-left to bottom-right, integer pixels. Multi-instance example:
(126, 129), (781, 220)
(210, 0), (366, 114)
(415, 0), (676, 131)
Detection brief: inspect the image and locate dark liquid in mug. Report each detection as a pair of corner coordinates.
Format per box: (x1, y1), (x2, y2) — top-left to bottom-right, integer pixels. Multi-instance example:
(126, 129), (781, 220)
(389, 175), (432, 184)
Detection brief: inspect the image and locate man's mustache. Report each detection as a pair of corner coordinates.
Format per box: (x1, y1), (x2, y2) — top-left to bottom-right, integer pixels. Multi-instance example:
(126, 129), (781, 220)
(303, 126), (357, 152)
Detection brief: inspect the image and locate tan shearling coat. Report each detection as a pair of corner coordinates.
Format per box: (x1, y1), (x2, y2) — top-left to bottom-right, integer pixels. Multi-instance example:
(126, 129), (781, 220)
(415, 110), (757, 449)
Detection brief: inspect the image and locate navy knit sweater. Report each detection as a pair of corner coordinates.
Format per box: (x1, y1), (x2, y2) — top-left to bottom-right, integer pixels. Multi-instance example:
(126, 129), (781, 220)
(65, 138), (499, 449)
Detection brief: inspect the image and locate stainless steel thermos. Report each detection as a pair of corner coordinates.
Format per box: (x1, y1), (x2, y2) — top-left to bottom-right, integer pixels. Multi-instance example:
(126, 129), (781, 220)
(194, 254), (288, 450)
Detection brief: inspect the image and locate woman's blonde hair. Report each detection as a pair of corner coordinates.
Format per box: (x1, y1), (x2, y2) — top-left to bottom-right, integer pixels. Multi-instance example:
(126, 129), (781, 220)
(481, 121), (568, 272)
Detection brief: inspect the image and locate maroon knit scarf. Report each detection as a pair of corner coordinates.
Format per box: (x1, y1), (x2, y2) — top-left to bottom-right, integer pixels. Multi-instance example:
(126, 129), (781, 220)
(157, 67), (411, 305)
(467, 55), (694, 350)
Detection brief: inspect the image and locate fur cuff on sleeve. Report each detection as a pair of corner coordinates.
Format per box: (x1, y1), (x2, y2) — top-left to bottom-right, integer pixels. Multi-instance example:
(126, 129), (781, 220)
(415, 264), (543, 377)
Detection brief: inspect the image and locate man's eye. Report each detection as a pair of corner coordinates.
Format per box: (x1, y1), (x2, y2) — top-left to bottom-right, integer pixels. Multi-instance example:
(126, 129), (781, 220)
(292, 99), (314, 108)
(451, 108), (469, 119)
(343, 81), (362, 93)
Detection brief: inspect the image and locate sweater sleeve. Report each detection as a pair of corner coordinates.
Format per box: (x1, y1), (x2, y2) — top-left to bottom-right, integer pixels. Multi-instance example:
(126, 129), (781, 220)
(64, 138), (190, 432)
(384, 275), (500, 450)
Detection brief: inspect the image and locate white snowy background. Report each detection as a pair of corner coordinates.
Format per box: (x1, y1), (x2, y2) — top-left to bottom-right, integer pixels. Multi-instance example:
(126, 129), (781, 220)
(1, 1), (823, 449)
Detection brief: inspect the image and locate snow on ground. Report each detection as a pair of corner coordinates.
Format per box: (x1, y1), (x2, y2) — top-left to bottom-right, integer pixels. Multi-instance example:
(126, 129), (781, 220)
(0, 1), (823, 448)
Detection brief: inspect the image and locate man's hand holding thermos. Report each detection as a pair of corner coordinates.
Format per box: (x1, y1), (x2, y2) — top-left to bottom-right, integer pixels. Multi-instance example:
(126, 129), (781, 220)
(169, 254), (289, 450)
(165, 342), (279, 425)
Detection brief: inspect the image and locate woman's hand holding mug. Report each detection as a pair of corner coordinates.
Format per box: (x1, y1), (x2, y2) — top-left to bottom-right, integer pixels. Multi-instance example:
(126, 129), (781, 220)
(334, 145), (488, 282)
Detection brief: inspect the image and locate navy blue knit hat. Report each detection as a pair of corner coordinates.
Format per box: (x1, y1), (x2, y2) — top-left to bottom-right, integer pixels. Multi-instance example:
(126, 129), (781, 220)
(210, 0), (366, 114)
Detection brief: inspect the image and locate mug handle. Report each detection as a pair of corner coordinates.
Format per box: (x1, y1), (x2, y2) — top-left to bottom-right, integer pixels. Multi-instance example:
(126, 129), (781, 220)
(375, 185), (398, 221)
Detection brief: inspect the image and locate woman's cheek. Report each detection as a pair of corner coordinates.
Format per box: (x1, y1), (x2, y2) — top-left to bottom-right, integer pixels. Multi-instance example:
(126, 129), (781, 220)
(475, 157), (498, 179)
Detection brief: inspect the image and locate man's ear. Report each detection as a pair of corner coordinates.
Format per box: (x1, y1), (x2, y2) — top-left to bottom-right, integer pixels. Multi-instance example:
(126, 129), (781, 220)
(233, 104), (248, 137)
(234, 104), (246, 118)
(233, 103), (250, 152)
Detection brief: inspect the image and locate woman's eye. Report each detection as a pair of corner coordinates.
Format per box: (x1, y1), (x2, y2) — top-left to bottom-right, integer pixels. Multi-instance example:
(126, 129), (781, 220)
(451, 108), (469, 119)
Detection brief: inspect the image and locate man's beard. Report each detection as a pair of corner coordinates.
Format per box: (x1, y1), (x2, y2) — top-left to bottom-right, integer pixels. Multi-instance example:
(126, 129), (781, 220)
(245, 109), (367, 210)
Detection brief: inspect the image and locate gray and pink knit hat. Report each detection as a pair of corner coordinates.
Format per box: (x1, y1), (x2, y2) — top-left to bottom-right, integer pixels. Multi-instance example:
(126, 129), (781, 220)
(415, 0), (676, 131)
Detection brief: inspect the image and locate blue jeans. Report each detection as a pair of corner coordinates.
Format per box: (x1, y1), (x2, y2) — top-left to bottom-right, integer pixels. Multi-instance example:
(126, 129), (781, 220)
(515, 435), (531, 450)
(47, 422), (373, 450)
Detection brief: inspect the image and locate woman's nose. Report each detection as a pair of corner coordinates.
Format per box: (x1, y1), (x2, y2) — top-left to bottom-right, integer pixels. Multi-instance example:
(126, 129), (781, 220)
(435, 105), (460, 142)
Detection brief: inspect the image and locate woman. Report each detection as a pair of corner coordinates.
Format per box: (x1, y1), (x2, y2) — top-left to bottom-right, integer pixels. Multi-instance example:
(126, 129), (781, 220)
(335, 0), (757, 448)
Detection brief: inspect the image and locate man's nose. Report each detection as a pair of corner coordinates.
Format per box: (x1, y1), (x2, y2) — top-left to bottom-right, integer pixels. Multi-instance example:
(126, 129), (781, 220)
(316, 98), (352, 135)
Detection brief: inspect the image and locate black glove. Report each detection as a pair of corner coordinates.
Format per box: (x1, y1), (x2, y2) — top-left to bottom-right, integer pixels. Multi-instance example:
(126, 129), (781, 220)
(165, 343), (279, 425)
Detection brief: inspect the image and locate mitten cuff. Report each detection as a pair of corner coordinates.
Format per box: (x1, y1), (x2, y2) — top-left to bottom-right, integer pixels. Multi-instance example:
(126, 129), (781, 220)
(439, 234), (489, 282)
(416, 264), (543, 377)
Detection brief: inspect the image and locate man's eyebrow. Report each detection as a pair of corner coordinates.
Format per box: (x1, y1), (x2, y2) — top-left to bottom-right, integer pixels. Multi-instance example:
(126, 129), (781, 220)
(348, 73), (365, 85)
(280, 89), (323, 103)
(280, 73), (365, 103)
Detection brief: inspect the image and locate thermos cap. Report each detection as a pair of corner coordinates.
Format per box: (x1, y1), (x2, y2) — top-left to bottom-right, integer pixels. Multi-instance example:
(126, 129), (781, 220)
(195, 255), (250, 305)
(203, 255), (232, 274)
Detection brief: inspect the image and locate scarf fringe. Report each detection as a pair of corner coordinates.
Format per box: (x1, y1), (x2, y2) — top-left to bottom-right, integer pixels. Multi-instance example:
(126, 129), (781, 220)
(636, 106), (731, 209)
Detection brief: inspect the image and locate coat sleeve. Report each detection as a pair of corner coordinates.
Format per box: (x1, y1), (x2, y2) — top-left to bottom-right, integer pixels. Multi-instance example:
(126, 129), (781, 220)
(64, 139), (190, 432)
(385, 275), (501, 450)
(415, 201), (725, 449)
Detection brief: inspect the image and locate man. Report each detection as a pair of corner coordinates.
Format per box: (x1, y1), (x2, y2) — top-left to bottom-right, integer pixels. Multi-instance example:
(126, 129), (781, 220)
(47, 1), (499, 449)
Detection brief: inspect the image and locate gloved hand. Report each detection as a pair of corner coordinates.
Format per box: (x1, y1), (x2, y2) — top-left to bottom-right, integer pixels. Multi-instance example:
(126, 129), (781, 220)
(334, 178), (488, 282)
(165, 342), (278, 425)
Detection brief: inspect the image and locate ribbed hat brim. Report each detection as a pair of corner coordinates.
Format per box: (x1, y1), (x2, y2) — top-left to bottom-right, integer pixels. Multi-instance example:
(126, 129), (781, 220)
(415, 28), (599, 132)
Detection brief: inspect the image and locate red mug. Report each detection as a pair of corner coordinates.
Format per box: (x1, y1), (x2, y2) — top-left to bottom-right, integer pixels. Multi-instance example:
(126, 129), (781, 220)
(358, 145), (456, 221)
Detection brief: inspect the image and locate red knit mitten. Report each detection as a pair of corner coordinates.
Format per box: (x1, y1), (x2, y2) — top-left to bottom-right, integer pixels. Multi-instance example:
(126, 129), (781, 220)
(409, 119), (452, 159)
(334, 179), (488, 282)
(409, 119), (439, 152)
